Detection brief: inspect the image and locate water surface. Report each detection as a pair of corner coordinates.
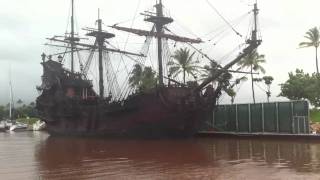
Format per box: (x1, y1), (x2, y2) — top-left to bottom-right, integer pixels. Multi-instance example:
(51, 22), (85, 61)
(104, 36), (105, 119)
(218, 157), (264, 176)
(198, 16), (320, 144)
(1, 132), (320, 179)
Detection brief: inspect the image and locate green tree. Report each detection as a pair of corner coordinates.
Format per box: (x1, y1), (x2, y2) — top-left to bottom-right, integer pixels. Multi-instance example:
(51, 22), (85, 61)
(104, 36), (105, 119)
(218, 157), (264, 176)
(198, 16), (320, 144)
(169, 48), (200, 84)
(129, 64), (157, 92)
(224, 88), (236, 104)
(225, 76), (248, 104)
(129, 64), (143, 88)
(0, 106), (5, 120)
(299, 27), (320, 74)
(29, 102), (35, 107)
(237, 50), (266, 104)
(201, 61), (232, 90)
(16, 99), (23, 106)
(139, 67), (157, 91)
(201, 61), (221, 79)
(201, 61), (244, 103)
(262, 76), (274, 102)
(280, 69), (320, 106)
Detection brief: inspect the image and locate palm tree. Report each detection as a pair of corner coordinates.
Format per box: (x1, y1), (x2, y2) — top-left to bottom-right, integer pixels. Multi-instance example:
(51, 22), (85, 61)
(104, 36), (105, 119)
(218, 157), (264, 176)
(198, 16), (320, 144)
(129, 64), (143, 88)
(225, 76), (248, 104)
(262, 76), (274, 102)
(17, 99), (23, 107)
(299, 27), (320, 74)
(225, 88), (236, 104)
(139, 67), (157, 91)
(169, 48), (200, 84)
(201, 61), (220, 78)
(237, 50), (266, 104)
(129, 64), (157, 91)
(29, 102), (35, 107)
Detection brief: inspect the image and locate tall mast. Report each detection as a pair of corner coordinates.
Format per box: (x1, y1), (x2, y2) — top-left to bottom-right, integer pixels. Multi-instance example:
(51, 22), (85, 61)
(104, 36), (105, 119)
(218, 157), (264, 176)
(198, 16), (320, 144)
(97, 10), (104, 98)
(252, 3), (259, 43)
(9, 80), (12, 120)
(85, 10), (116, 98)
(110, 0), (202, 86)
(146, 0), (173, 86)
(70, 0), (75, 73)
(46, 3), (145, 98)
(155, 0), (164, 86)
(9, 69), (13, 120)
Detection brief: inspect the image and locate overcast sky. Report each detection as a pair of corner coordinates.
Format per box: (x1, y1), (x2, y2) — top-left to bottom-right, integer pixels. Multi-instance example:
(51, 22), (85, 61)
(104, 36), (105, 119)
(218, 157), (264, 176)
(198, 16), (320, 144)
(0, 0), (319, 105)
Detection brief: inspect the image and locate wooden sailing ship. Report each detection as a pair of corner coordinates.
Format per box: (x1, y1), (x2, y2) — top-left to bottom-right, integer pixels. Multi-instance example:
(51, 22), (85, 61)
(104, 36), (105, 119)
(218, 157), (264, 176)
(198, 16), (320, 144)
(36, 0), (261, 137)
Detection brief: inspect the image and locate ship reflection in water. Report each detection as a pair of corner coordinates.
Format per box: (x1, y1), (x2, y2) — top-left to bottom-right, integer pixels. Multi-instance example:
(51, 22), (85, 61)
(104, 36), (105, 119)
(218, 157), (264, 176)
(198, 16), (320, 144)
(1, 132), (320, 179)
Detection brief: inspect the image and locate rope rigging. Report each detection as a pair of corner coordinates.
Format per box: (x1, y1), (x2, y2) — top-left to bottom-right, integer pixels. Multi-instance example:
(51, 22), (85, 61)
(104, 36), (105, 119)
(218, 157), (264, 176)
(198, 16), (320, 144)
(205, 0), (243, 38)
(43, 0), (261, 103)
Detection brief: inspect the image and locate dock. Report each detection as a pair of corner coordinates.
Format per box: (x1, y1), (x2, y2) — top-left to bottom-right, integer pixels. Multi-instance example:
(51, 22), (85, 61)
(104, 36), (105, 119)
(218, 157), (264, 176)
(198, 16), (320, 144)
(197, 131), (320, 140)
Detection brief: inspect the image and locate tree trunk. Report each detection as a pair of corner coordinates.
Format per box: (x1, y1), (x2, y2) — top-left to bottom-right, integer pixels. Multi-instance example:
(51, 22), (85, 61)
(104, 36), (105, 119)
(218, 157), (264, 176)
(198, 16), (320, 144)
(183, 70), (186, 84)
(316, 46), (319, 74)
(251, 65), (256, 104)
(267, 85), (270, 103)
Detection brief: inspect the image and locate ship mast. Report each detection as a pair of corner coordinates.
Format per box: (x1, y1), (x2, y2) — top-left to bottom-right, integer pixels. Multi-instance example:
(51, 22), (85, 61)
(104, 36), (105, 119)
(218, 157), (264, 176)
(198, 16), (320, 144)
(155, 0), (165, 86)
(85, 10), (116, 98)
(97, 11), (104, 98)
(110, 0), (202, 86)
(70, 0), (75, 73)
(194, 2), (261, 92)
(44, 3), (149, 98)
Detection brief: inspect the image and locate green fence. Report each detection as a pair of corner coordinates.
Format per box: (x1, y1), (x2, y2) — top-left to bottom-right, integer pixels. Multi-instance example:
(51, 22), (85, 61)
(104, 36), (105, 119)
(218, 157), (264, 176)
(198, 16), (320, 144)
(200, 101), (309, 134)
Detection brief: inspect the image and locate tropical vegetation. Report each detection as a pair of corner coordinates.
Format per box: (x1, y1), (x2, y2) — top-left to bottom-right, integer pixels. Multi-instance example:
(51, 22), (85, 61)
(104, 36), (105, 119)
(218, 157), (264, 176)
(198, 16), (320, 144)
(202, 61), (247, 103)
(0, 101), (38, 120)
(299, 27), (320, 74)
(202, 61), (232, 92)
(280, 69), (320, 107)
(129, 64), (157, 92)
(168, 47), (200, 83)
(262, 76), (274, 102)
(237, 50), (266, 103)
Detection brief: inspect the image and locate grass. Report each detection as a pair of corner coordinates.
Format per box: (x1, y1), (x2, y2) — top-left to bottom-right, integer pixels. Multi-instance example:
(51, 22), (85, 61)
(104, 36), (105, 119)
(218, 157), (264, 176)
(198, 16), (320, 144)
(16, 117), (40, 125)
(310, 109), (320, 123)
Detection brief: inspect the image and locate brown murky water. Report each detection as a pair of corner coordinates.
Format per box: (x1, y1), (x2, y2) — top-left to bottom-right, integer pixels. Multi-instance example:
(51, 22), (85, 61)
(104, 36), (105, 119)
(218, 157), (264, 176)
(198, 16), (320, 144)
(1, 132), (320, 180)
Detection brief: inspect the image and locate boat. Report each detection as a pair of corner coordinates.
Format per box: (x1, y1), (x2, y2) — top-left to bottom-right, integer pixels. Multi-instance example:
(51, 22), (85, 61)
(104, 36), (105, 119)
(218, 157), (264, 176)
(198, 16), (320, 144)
(32, 120), (46, 131)
(36, 0), (261, 137)
(3, 72), (16, 131)
(9, 122), (28, 132)
(0, 121), (6, 132)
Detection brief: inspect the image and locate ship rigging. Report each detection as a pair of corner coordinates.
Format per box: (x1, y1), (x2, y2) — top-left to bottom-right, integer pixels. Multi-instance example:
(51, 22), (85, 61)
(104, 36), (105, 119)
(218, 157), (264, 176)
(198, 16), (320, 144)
(36, 0), (261, 137)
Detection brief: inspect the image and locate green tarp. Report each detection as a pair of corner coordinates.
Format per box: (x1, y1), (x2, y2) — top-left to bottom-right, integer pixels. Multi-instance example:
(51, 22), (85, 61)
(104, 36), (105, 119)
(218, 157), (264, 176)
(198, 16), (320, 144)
(203, 101), (309, 134)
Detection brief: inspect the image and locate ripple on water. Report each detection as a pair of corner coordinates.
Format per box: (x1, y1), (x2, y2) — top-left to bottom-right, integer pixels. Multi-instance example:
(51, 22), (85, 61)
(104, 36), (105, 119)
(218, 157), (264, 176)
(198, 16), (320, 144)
(2, 132), (320, 179)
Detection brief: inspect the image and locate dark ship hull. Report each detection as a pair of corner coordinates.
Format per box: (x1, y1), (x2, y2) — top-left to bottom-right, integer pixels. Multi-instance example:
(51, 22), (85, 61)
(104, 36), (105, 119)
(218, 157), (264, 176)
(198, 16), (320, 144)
(37, 89), (213, 137)
(37, 83), (215, 137)
(36, 60), (216, 137)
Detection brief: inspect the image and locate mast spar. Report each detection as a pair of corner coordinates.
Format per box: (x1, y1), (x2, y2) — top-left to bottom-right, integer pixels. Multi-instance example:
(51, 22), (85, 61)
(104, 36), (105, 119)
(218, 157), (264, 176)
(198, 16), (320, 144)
(110, 0), (202, 86)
